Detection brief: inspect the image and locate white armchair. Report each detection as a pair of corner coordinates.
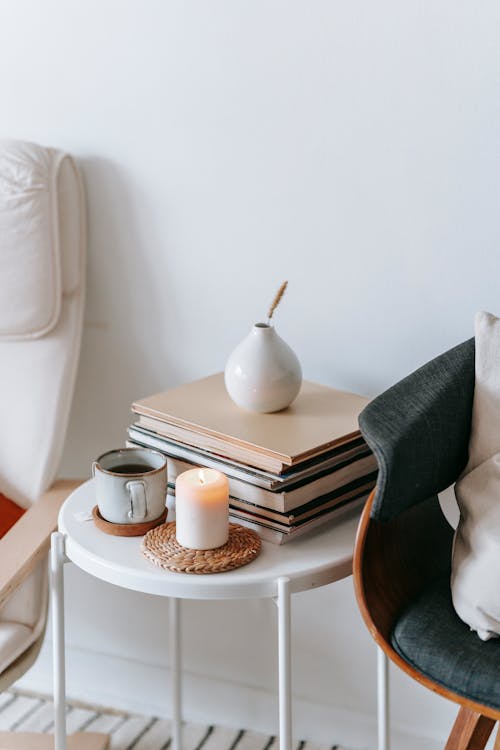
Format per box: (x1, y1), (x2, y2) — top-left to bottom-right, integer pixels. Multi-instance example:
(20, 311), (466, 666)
(0, 141), (107, 749)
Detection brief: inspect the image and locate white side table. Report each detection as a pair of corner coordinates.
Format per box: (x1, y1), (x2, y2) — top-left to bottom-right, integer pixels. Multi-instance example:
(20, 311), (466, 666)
(51, 479), (361, 750)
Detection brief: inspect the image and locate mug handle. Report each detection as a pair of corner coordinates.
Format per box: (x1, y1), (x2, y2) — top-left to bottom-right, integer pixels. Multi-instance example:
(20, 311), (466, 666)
(126, 481), (147, 521)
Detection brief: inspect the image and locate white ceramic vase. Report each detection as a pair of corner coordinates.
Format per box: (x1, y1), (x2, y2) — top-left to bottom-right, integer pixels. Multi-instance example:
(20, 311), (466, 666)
(224, 323), (302, 413)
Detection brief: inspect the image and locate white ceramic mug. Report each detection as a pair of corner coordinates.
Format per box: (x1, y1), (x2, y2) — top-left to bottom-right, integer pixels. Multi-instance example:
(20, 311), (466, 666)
(93, 448), (167, 524)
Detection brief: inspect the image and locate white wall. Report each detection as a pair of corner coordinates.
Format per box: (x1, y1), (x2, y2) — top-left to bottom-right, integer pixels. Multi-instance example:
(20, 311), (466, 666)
(2, 1), (500, 747)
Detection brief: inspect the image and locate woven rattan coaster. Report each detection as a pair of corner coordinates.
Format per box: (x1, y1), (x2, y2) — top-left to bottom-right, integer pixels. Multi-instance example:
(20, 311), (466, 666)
(141, 522), (262, 574)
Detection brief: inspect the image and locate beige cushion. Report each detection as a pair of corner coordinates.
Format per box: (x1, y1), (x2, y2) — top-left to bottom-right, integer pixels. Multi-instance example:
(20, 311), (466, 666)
(452, 311), (500, 640)
(0, 140), (85, 678)
(0, 141), (86, 507)
(0, 562), (47, 629)
(0, 562), (47, 674)
(0, 622), (33, 675)
(0, 140), (84, 340)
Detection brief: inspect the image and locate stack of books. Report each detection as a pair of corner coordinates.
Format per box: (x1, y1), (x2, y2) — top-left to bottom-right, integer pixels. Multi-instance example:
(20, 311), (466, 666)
(127, 374), (378, 544)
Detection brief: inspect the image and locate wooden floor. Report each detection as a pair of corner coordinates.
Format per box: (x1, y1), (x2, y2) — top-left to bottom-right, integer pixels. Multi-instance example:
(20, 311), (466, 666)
(0, 691), (353, 750)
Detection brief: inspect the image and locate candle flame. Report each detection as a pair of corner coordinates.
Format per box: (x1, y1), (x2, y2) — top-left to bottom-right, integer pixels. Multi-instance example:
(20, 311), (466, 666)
(198, 469), (206, 485)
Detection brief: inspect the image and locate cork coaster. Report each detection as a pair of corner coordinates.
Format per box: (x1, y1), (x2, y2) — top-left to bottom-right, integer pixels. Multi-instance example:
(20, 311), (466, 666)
(92, 505), (168, 537)
(141, 522), (262, 574)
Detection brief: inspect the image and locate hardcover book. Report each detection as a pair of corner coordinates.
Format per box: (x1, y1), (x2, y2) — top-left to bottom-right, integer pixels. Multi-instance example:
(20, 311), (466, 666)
(127, 425), (369, 490)
(227, 476), (377, 524)
(229, 495), (367, 545)
(133, 373), (370, 473)
(162, 452), (377, 512)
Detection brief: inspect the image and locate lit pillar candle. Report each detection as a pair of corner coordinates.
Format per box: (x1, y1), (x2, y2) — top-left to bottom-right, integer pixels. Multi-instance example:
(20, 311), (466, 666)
(175, 468), (229, 550)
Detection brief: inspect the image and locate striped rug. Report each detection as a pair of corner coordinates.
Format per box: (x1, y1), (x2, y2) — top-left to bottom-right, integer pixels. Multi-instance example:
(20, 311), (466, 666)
(0, 690), (353, 750)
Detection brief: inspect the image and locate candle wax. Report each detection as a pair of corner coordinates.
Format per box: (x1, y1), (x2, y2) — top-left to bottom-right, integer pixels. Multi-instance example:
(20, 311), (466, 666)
(175, 468), (229, 550)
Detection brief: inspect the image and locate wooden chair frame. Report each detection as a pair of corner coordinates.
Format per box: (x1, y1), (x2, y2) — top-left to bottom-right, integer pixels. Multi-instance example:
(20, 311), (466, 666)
(354, 489), (500, 750)
(0, 479), (109, 750)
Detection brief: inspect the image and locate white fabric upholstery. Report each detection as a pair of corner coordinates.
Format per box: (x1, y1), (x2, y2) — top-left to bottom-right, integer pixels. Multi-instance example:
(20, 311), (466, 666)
(0, 564), (48, 675)
(1, 563), (47, 629)
(0, 141), (85, 508)
(0, 140), (85, 678)
(0, 141), (84, 340)
(0, 623), (33, 676)
(452, 311), (500, 640)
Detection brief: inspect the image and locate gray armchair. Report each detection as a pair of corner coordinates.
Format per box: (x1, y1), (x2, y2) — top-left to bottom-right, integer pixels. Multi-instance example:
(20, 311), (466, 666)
(353, 339), (500, 749)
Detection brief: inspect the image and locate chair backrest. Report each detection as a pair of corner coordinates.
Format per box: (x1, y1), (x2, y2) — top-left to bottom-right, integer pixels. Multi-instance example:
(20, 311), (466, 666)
(0, 141), (85, 673)
(0, 140), (86, 507)
(359, 338), (475, 523)
(354, 340), (500, 727)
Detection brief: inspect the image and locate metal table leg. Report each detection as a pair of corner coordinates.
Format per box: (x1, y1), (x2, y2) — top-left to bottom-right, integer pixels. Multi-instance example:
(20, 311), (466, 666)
(377, 646), (390, 750)
(277, 577), (292, 750)
(170, 597), (182, 750)
(51, 531), (67, 750)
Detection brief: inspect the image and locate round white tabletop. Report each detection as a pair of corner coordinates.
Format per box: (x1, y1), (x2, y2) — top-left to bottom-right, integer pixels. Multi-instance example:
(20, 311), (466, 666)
(59, 479), (360, 600)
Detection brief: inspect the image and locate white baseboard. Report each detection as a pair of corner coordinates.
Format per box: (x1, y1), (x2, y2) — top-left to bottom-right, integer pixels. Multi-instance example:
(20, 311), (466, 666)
(16, 641), (445, 750)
